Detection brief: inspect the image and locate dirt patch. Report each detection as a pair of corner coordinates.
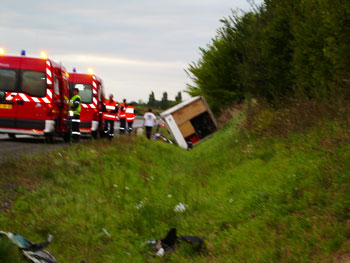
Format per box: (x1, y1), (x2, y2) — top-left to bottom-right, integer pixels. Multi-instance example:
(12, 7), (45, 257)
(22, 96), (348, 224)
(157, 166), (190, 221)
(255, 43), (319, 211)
(333, 253), (350, 263)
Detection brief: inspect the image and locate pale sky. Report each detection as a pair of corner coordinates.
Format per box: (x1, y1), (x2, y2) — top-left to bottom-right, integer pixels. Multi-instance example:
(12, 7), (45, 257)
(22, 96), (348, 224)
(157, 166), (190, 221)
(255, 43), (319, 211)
(0, 0), (263, 103)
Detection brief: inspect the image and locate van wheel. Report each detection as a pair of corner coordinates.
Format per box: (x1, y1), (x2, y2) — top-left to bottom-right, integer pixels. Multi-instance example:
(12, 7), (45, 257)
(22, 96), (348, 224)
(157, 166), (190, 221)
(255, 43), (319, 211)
(45, 133), (54, 144)
(91, 131), (99, 139)
(63, 132), (71, 143)
(8, 133), (16, 139)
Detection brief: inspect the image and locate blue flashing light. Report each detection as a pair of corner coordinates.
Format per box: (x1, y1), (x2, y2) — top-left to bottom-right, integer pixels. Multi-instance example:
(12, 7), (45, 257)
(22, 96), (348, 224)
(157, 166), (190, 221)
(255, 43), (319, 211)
(73, 67), (77, 73)
(21, 50), (26, 56)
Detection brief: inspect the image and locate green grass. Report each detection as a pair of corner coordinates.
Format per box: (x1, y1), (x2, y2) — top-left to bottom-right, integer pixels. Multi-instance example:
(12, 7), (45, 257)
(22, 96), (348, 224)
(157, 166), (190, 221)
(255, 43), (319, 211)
(0, 117), (349, 262)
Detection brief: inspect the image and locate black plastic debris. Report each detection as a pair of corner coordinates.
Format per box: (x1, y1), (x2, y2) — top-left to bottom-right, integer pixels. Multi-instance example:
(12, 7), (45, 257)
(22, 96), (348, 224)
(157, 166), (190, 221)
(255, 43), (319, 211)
(0, 231), (57, 263)
(147, 228), (205, 257)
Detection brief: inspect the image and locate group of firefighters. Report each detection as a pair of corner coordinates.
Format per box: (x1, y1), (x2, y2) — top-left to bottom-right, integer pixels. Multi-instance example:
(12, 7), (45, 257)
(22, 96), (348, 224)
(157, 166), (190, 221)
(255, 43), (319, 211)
(69, 89), (136, 142)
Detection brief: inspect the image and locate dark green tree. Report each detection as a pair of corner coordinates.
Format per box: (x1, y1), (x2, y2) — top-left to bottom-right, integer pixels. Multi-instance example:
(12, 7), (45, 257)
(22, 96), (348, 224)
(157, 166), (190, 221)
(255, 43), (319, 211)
(175, 92), (182, 102)
(160, 92), (170, 109)
(147, 91), (156, 107)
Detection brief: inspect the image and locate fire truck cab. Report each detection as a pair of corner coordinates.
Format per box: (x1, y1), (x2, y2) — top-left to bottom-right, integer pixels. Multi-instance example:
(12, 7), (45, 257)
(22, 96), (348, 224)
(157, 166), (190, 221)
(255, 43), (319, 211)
(68, 72), (104, 138)
(0, 54), (70, 142)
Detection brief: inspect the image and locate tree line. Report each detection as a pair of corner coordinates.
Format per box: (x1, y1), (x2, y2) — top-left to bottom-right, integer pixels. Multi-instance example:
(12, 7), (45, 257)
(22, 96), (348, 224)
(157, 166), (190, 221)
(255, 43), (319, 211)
(186, 0), (350, 114)
(132, 91), (182, 110)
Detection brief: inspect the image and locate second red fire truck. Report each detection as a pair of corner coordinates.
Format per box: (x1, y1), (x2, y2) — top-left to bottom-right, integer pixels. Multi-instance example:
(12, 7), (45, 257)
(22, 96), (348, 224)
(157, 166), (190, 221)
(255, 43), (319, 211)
(68, 71), (105, 138)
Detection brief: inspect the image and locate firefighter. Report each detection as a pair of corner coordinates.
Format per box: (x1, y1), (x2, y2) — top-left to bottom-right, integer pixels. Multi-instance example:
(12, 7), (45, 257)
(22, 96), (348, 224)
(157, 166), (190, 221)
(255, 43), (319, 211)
(118, 99), (126, 134)
(69, 88), (81, 142)
(125, 103), (136, 134)
(103, 94), (118, 139)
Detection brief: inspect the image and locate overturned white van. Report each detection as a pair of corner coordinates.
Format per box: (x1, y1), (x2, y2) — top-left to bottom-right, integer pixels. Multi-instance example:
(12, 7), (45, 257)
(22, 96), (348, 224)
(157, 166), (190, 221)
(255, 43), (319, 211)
(160, 96), (219, 149)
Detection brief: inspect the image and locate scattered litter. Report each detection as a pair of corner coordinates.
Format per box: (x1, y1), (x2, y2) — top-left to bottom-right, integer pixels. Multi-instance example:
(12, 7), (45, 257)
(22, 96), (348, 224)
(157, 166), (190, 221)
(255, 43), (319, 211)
(156, 247), (165, 257)
(113, 184), (118, 188)
(174, 202), (187, 213)
(102, 228), (111, 237)
(125, 186), (129, 190)
(0, 231), (57, 263)
(167, 194), (172, 198)
(229, 199), (233, 203)
(145, 228), (205, 257)
(152, 133), (173, 144)
(135, 201), (144, 210)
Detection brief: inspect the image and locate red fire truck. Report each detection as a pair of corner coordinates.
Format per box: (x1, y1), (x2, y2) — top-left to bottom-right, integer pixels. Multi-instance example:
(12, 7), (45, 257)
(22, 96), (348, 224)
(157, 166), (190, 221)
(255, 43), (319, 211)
(68, 71), (105, 138)
(0, 52), (70, 142)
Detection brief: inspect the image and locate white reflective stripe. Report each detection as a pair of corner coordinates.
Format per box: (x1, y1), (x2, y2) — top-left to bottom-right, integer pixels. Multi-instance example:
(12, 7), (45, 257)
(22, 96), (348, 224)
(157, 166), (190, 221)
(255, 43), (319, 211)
(92, 76), (96, 80)
(93, 82), (97, 88)
(72, 132), (81, 135)
(46, 89), (52, 99)
(126, 118), (135, 121)
(46, 68), (52, 78)
(125, 108), (134, 113)
(104, 114), (115, 118)
(93, 98), (97, 104)
(32, 97), (40, 103)
(19, 93), (30, 102)
(42, 97), (50, 103)
(106, 105), (115, 110)
(72, 119), (81, 122)
(47, 79), (52, 85)
(93, 89), (97, 94)
(119, 127), (125, 130)
(90, 104), (96, 109)
(82, 104), (88, 108)
(46, 61), (51, 66)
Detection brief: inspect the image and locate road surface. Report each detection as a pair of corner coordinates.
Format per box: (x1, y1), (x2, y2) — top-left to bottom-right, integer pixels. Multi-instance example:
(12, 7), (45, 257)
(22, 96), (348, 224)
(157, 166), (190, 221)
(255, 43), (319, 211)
(0, 117), (150, 161)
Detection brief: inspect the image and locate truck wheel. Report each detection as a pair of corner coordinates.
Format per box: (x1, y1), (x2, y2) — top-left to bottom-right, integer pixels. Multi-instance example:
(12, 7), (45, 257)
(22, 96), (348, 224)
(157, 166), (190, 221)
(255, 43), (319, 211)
(8, 133), (16, 139)
(63, 132), (70, 143)
(92, 131), (99, 139)
(45, 133), (54, 144)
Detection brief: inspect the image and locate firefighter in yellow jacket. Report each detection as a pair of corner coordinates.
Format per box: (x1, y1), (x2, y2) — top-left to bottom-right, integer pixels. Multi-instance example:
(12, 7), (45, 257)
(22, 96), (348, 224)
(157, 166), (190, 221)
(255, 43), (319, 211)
(69, 88), (81, 142)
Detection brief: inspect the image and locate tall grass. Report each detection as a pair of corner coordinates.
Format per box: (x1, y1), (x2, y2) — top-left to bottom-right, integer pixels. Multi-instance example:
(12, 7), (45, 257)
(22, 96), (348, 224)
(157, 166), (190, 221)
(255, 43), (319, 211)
(0, 111), (349, 262)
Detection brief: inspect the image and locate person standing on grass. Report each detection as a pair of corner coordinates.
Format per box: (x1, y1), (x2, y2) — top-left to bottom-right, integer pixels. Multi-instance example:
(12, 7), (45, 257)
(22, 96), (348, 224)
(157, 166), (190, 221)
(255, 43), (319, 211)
(143, 108), (157, 140)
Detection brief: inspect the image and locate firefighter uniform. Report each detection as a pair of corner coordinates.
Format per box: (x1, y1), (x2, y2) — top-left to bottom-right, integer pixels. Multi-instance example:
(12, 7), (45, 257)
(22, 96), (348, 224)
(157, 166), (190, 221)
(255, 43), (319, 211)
(103, 99), (118, 138)
(118, 101), (126, 134)
(125, 105), (136, 134)
(69, 93), (81, 142)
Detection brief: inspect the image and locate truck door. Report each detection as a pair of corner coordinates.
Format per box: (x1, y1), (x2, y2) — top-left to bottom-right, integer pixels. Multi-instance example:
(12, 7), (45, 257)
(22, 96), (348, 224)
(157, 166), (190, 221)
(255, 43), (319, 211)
(0, 67), (18, 129)
(55, 72), (70, 132)
(71, 83), (93, 132)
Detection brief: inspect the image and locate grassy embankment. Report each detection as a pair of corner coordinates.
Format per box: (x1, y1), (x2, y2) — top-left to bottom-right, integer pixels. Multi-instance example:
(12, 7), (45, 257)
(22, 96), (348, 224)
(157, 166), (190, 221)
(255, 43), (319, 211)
(0, 109), (349, 262)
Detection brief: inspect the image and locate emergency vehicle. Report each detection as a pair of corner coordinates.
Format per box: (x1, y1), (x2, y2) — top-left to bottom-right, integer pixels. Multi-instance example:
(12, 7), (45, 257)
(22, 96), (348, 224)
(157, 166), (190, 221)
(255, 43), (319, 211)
(68, 71), (105, 138)
(0, 51), (70, 142)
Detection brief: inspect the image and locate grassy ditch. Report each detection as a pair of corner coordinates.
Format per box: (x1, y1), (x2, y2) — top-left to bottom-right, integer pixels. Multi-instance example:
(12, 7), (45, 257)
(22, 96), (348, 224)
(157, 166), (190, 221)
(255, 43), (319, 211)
(0, 117), (349, 262)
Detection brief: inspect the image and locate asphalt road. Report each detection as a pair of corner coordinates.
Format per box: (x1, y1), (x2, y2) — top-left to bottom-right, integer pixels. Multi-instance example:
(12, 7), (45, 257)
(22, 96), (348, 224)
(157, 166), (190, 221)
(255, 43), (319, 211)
(0, 134), (66, 161)
(0, 117), (148, 162)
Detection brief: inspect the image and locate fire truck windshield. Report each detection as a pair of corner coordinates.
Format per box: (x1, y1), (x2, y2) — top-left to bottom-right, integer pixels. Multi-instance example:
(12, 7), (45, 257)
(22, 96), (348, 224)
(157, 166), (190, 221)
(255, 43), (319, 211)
(0, 69), (16, 92)
(72, 83), (93, 104)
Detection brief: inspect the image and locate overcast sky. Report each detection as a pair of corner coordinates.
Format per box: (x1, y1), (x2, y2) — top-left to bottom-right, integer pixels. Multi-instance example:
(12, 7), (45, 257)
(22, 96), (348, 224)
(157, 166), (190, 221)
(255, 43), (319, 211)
(1, 0), (263, 103)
